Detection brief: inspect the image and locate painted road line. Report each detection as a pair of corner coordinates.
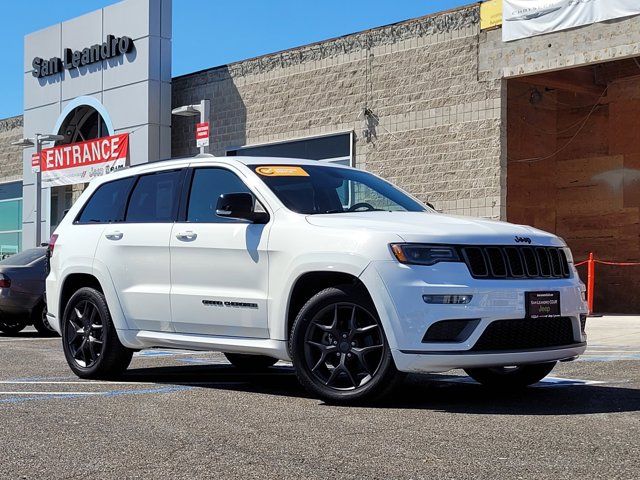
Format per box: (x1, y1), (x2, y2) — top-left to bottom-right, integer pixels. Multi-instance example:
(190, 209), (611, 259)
(0, 337), (61, 343)
(0, 391), (103, 395)
(0, 380), (157, 385)
(0, 385), (194, 405)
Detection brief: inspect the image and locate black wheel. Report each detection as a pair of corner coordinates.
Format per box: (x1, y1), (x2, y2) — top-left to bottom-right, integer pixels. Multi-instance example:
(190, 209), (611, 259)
(0, 319), (27, 335)
(61, 287), (133, 379)
(464, 362), (557, 389)
(224, 353), (278, 370)
(32, 303), (59, 337)
(290, 285), (402, 404)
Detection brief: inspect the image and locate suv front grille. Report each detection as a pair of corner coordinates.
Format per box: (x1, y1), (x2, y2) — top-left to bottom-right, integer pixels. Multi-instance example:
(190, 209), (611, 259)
(470, 317), (576, 351)
(461, 246), (570, 280)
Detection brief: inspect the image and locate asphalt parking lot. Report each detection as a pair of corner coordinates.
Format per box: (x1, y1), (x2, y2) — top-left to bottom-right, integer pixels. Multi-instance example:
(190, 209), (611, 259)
(0, 318), (638, 479)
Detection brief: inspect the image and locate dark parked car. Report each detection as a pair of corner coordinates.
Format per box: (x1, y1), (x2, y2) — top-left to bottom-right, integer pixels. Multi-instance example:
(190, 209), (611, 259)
(0, 247), (57, 336)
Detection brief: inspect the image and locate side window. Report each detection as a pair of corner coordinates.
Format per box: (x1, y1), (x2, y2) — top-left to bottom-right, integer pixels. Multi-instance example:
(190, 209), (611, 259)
(187, 168), (253, 223)
(125, 170), (182, 223)
(76, 177), (135, 224)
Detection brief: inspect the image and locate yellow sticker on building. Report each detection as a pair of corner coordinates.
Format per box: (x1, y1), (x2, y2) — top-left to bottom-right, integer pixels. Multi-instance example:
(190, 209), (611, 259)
(255, 166), (309, 177)
(480, 0), (502, 30)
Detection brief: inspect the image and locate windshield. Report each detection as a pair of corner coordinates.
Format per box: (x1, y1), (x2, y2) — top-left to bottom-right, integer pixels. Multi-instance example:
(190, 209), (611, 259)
(0, 248), (46, 266)
(251, 164), (427, 214)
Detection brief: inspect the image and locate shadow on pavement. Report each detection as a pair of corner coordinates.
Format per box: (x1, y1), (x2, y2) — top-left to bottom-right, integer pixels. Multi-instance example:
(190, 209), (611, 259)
(0, 331), (42, 339)
(122, 364), (640, 415)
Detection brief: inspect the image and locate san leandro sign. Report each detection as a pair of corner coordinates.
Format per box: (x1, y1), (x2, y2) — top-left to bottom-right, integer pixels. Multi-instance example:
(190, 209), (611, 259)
(32, 35), (134, 78)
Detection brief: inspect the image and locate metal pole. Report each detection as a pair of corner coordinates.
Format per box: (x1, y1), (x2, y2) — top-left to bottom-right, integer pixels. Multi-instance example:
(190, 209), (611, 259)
(34, 135), (42, 247)
(587, 252), (595, 315)
(199, 99), (210, 155)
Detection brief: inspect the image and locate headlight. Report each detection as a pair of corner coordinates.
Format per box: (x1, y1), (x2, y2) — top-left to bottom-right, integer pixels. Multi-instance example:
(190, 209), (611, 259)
(390, 243), (461, 266)
(562, 246), (574, 264)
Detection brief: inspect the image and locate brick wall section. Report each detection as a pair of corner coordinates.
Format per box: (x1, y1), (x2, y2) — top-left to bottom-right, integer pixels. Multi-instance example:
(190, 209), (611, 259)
(0, 116), (24, 184)
(479, 14), (640, 80)
(172, 5), (506, 219)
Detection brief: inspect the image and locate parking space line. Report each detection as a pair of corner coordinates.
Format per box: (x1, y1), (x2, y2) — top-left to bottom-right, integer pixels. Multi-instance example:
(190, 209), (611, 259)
(0, 391), (103, 395)
(0, 380), (156, 385)
(0, 337), (61, 343)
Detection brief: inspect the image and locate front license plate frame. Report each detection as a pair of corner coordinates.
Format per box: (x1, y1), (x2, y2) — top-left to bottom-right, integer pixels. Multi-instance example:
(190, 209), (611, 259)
(526, 291), (561, 319)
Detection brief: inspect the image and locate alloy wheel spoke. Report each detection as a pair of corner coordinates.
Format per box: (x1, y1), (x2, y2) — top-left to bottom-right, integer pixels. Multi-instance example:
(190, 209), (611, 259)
(325, 364), (343, 387)
(348, 306), (357, 331)
(355, 324), (378, 334)
(351, 344), (383, 355)
(88, 338), (97, 360)
(341, 355), (359, 388)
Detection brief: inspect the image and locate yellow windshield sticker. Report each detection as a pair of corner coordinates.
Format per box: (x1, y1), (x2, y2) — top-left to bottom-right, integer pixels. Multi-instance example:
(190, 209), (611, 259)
(256, 166), (309, 177)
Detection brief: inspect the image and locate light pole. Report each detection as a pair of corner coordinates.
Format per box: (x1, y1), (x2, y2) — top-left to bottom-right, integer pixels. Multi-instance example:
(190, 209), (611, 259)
(11, 133), (64, 247)
(172, 99), (210, 154)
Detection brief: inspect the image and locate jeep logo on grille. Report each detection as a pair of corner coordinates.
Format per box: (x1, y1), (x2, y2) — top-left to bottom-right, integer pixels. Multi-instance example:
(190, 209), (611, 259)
(515, 236), (532, 244)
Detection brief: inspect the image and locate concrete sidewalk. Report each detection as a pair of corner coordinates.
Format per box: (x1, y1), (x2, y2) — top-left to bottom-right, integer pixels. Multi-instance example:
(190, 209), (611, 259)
(583, 315), (640, 361)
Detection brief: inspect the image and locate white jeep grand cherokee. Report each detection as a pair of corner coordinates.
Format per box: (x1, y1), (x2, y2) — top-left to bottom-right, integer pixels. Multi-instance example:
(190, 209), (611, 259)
(46, 155), (588, 403)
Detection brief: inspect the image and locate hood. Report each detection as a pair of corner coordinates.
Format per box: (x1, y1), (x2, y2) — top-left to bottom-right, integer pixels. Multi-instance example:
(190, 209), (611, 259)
(305, 212), (563, 246)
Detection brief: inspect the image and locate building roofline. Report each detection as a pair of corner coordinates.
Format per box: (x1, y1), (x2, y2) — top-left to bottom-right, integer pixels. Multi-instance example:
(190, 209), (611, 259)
(172, 2), (480, 81)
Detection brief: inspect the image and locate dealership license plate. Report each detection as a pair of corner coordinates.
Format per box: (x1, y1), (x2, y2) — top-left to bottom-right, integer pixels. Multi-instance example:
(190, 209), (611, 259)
(526, 291), (561, 319)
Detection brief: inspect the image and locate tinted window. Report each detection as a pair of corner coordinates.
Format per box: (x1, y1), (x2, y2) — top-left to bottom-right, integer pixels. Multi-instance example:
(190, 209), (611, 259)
(187, 168), (253, 223)
(126, 170), (182, 223)
(0, 248), (46, 266)
(252, 165), (426, 214)
(77, 177), (135, 224)
(228, 134), (349, 161)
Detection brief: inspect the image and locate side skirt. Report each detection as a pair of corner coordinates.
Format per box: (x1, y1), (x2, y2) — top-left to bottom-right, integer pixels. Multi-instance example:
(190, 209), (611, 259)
(117, 329), (290, 361)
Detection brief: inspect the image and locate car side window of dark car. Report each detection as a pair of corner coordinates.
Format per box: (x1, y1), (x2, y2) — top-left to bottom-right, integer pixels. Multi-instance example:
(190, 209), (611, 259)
(76, 177), (136, 224)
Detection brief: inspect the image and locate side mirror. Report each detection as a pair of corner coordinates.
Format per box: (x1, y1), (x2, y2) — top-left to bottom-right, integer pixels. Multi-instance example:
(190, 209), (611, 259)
(216, 192), (269, 224)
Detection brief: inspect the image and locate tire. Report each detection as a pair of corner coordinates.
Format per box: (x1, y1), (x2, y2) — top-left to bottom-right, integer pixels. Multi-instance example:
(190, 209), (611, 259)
(0, 319), (27, 335)
(32, 303), (59, 337)
(289, 285), (402, 404)
(61, 287), (133, 379)
(224, 353), (278, 370)
(464, 362), (557, 389)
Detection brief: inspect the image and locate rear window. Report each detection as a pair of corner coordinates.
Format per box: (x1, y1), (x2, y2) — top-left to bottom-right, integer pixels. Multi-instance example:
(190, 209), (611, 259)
(0, 248), (45, 266)
(125, 170), (182, 223)
(76, 177), (135, 224)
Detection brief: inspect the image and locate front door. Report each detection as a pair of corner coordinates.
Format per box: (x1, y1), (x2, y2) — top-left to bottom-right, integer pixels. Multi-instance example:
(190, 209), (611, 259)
(170, 166), (271, 338)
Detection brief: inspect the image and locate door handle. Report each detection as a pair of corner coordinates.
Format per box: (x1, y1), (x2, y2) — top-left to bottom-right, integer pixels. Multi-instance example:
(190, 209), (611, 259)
(176, 230), (197, 241)
(105, 231), (123, 241)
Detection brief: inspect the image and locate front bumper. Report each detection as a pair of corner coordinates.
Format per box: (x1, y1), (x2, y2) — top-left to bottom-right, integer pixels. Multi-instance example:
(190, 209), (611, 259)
(393, 343), (586, 373)
(360, 260), (589, 373)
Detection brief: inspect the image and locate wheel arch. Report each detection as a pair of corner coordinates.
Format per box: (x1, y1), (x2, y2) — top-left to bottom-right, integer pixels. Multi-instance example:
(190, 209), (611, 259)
(58, 266), (129, 331)
(58, 273), (103, 321)
(283, 270), (375, 343)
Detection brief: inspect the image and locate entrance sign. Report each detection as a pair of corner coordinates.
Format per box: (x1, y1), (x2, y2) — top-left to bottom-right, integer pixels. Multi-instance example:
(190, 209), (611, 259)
(503, 0), (640, 42)
(37, 134), (129, 187)
(31, 153), (40, 173)
(196, 122), (210, 147)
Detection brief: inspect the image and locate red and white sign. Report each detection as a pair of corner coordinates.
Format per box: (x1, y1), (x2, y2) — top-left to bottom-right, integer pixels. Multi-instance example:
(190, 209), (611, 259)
(35, 133), (129, 187)
(195, 122), (209, 147)
(31, 153), (41, 173)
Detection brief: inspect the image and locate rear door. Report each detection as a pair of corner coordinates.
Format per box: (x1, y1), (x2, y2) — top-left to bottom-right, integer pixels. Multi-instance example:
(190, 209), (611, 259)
(169, 166), (271, 337)
(94, 167), (185, 332)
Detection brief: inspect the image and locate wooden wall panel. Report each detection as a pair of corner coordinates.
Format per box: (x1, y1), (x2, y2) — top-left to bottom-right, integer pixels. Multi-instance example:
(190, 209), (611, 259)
(507, 75), (640, 313)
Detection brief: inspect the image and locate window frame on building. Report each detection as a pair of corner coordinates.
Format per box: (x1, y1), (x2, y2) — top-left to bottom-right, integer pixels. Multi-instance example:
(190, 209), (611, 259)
(225, 131), (354, 168)
(0, 180), (24, 258)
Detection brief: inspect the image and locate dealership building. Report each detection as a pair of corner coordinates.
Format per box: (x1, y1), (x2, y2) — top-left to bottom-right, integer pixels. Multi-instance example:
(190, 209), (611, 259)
(0, 0), (639, 311)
